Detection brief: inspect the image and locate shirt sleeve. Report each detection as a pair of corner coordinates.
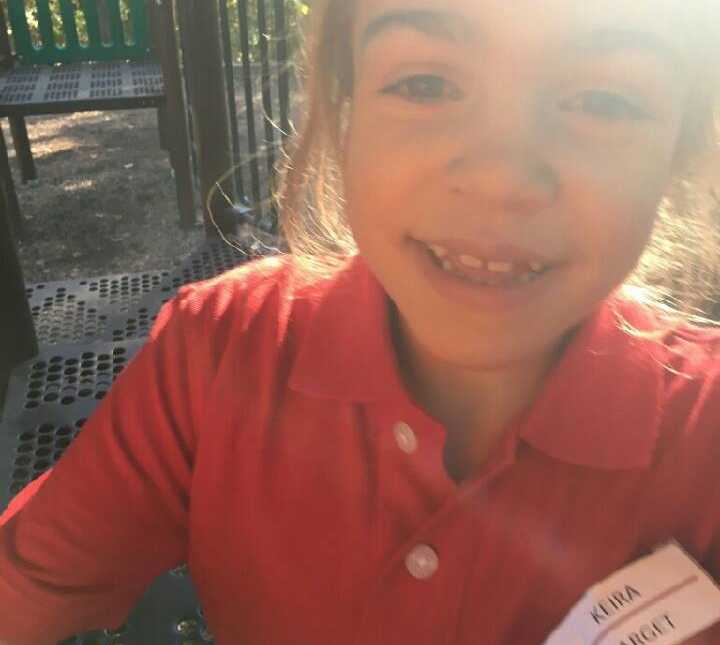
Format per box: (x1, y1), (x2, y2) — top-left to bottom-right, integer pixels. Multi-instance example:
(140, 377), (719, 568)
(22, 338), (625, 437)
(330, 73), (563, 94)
(0, 285), (203, 645)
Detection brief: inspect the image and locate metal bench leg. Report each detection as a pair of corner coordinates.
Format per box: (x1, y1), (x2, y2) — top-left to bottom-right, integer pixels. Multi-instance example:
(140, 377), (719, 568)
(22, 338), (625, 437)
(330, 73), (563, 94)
(167, 112), (196, 229)
(0, 122), (24, 239)
(8, 116), (37, 183)
(157, 105), (170, 151)
(0, 133), (36, 409)
(152, 0), (197, 229)
(159, 105), (196, 229)
(158, 104), (199, 228)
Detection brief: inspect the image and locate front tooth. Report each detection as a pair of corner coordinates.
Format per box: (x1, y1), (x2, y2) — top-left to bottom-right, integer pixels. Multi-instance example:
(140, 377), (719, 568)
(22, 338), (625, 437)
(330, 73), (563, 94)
(487, 261), (514, 273)
(441, 258), (454, 272)
(458, 254), (485, 269)
(529, 262), (544, 273)
(428, 244), (448, 259)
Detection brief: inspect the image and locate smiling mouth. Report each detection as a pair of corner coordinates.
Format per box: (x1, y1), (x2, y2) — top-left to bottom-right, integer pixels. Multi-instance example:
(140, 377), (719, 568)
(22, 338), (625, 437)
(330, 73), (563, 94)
(422, 241), (550, 287)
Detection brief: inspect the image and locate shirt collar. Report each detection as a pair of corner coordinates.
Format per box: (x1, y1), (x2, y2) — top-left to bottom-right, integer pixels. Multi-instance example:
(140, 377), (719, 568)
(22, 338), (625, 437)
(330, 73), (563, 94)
(289, 255), (665, 470)
(518, 297), (665, 470)
(289, 255), (407, 402)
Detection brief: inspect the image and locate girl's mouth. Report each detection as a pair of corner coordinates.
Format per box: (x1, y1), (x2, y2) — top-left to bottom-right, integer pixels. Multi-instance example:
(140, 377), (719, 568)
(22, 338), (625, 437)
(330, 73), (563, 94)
(422, 242), (550, 288)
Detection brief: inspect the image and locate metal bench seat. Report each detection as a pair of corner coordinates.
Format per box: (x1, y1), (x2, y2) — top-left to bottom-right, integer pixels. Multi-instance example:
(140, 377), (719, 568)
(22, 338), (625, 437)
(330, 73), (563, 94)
(0, 60), (164, 116)
(0, 0), (195, 237)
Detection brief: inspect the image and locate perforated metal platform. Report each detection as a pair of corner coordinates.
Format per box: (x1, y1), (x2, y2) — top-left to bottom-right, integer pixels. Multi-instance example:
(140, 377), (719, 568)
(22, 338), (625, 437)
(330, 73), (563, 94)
(0, 61), (164, 116)
(24, 238), (266, 347)
(0, 366), (216, 644)
(4, 238), (265, 489)
(2, 339), (142, 425)
(99, 236), (273, 342)
(166, 234), (263, 287)
(0, 365), (214, 644)
(0, 237), (276, 643)
(26, 272), (170, 346)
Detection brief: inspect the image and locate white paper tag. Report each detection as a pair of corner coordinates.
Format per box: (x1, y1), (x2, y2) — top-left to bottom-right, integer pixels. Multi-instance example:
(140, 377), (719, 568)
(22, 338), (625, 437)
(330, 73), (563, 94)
(544, 542), (720, 645)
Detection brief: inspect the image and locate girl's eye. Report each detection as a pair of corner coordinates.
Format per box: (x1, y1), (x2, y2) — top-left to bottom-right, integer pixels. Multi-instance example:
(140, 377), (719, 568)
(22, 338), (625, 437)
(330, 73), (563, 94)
(559, 91), (651, 122)
(381, 74), (464, 104)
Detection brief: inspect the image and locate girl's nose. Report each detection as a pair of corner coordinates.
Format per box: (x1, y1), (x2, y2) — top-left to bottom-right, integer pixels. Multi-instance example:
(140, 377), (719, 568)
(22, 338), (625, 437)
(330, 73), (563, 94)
(446, 105), (559, 215)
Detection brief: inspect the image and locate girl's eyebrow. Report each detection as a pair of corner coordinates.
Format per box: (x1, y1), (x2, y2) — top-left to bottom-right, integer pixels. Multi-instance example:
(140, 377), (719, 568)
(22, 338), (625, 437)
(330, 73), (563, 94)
(359, 9), (472, 51)
(568, 28), (687, 76)
(359, 12), (686, 79)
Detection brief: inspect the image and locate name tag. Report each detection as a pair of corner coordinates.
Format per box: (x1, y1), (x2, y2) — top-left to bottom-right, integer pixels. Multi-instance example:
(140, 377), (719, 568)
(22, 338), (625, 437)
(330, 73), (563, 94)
(544, 542), (720, 645)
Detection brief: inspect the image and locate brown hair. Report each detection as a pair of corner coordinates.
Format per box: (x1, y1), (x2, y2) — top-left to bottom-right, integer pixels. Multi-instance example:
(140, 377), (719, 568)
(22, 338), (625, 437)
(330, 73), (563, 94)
(275, 0), (355, 278)
(276, 0), (720, 321)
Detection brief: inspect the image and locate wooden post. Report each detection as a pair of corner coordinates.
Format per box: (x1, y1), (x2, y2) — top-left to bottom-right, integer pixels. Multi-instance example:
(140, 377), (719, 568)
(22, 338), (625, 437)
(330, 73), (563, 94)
(0, 2), (34, 405)
(9, 117), (37, 183)
(0, 1), (37, 184)
(0, 123), (24, 239)
(149, 0), (197, 229)
(177, 0), (234, 236)
(0, 166), (37, 411)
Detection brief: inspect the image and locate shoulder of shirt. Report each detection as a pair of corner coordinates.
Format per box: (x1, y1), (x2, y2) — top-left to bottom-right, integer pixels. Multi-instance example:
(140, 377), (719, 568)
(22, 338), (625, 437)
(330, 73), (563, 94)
(605, 298), (720, 483)
(658, 319), (720, 391)
(163, 253), (335, 345)
(646, 310), (720, 446)
(174, 253), (292, 310)
(609, 297), (720, 436)
(611, 297), (720, 384)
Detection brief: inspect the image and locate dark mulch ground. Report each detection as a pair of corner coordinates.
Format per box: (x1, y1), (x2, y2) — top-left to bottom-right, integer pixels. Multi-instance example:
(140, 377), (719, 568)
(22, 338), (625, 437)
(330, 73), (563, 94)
(11, 108), (205, 284)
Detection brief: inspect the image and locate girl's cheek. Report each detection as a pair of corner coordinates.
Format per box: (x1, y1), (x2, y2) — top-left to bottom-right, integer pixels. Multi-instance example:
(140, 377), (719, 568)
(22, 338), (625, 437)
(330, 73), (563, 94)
(362, 113), (458, 156)
(559, 158), (668, 265)
(345, 106), (457, 197)
(553, 118), (679, 195)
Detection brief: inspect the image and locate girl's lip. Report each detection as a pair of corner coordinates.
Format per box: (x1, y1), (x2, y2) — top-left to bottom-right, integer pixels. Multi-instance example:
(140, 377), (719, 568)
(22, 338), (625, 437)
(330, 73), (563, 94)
(414, 237), (554, 267)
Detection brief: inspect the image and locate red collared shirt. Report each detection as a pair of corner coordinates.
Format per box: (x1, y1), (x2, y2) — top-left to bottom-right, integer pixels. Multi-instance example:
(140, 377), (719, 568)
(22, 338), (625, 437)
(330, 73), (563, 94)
(1, 254), (720, 645)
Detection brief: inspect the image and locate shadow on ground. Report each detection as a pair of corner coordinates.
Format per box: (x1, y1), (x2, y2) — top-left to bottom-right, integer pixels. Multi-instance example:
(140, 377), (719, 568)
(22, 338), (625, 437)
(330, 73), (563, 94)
(12, 108), (205, 283)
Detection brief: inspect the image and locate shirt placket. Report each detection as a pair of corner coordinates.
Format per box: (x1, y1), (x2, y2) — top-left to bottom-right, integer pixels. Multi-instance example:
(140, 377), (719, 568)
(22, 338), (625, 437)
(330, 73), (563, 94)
(354, 402), (521, 645)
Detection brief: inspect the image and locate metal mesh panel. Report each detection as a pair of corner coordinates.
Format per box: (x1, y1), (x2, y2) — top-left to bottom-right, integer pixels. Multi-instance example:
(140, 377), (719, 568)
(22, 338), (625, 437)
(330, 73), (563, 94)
(0, 61), (164, 112)
(23, 240), (263, 349)
(0, 405), (212, 641)
(43, 70), (82, 101)
(89, 64), (123, 98)
(3, 339), (144, 419)
(168, 237), (256, 287)
(0, 239), (275, 643)
(131, 63), (163, 96)
(102, 238), (262, 342)
(0, 356), (214, 643)
(0, 69), (39, 103)
(3, 410), (88, 497)
(26, 271), (170, 346)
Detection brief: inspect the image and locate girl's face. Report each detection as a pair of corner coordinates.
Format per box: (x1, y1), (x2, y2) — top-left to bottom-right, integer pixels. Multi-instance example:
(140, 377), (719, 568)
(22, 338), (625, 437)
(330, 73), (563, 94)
(342, 0), (692, 370)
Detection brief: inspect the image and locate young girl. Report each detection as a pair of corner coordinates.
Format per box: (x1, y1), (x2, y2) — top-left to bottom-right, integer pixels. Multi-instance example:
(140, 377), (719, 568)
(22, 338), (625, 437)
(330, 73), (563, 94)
(1, 0), (720, 643)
